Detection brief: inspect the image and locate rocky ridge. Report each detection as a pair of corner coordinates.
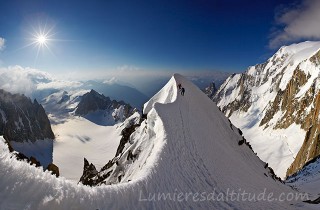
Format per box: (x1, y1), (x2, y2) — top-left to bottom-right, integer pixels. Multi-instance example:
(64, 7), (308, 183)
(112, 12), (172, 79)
(0, 89), (54, 142)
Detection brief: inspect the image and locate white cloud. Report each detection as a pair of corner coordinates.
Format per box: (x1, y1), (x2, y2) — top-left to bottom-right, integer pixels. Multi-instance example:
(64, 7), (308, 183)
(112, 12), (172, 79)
(37, 80), (82, 90)
(0, 37), (5, 51)
(269, 0), (320, 48)
(103, 76), (118, 85)
(0, 66), (39, 96)
(0, 66), (81, 97)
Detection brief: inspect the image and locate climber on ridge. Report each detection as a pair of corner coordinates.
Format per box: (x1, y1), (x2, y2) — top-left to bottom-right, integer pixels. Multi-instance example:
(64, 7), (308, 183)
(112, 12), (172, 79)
(181, 87), (185, 96)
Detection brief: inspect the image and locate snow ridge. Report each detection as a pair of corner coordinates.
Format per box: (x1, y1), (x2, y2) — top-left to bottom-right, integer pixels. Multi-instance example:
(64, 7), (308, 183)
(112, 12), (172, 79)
(0, 74), (309, 209)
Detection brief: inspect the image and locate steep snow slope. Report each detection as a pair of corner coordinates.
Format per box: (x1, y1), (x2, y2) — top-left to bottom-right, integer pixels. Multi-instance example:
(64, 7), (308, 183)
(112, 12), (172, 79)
(214, 41), (320, 178)
(0, 74), (313, 209)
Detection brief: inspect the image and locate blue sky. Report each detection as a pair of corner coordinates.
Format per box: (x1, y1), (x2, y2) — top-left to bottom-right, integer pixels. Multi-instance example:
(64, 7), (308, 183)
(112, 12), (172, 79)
(0, 0), (319, 78)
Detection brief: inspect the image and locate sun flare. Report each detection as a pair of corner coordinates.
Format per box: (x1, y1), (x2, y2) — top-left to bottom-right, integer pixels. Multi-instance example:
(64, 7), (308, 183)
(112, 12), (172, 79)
(37, 35), (47, 45)
(28, 25), (55, 51)
(25, 24), (56, 62)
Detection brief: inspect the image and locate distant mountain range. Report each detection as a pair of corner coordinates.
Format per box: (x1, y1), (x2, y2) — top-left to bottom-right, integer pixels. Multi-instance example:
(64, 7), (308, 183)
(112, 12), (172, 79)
(0, 67), (230, 110)
(81, 80), (148, 108)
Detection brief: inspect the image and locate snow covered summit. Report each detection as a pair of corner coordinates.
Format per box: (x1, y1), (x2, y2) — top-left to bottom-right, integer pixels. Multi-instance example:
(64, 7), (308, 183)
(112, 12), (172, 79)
(0, 74), (309, 209)
(214, 41), (320, 179)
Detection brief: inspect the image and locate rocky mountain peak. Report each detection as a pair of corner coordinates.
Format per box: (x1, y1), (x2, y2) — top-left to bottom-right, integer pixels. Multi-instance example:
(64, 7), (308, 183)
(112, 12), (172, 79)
(75, 89), (136, 123)
(75, 89), (112, 115)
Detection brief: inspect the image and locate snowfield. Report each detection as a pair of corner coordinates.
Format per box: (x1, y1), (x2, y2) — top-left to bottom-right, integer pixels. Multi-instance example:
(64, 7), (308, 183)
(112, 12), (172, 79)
(0, 74), (316, 209)
(52, 116), (122, 181)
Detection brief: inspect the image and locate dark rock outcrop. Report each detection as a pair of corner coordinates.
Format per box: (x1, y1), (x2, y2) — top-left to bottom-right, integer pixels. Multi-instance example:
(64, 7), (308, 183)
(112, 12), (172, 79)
(47, 163), (60, 177)
(238, 139), (245, 145)
(303, 197), (320, 204)
(30, 156), (41, 167)
(79, 158), (110, 186)
(0, 89), (55, 142)
(115, 121), (142, 157)
(310, 49), (320, 66)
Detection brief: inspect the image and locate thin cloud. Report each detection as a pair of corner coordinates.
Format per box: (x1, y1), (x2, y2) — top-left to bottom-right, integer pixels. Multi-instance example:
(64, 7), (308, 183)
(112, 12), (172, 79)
(0, 37), (5, 51)
(117, 65), (140, 72)
(269, 0), (320, 48)
(37, 80), (82, 90)
(103, 77), (119, 85)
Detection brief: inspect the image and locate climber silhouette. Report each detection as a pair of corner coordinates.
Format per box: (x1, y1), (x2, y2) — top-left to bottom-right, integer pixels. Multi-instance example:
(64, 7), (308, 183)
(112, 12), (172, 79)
(181, 87), (185, 96)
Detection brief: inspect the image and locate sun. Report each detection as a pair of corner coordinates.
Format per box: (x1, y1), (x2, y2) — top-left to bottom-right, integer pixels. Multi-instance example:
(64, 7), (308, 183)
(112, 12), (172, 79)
(17, 20), (66, 66)
(32, 31), (51, 48)
(27, 25), (55, 51)
(21, 21), (71, 65)
(37, 35), (47, 45)
(24, 25), (56, 62)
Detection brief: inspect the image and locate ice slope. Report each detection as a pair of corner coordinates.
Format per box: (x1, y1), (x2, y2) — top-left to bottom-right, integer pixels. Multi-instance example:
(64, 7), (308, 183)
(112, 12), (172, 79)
(0, 74), (313, 209)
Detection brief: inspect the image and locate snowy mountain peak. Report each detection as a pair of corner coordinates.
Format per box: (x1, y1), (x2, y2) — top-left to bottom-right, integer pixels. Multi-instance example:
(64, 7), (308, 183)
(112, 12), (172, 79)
(214, 41), (320, 179)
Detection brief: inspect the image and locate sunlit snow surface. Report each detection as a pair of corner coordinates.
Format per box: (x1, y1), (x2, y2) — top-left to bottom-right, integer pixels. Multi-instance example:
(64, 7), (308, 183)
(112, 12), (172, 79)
(52, 116), (122, 181)
(0, 74), (315, 209)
